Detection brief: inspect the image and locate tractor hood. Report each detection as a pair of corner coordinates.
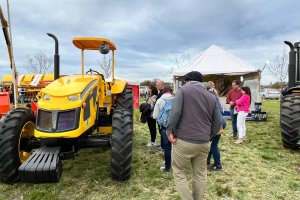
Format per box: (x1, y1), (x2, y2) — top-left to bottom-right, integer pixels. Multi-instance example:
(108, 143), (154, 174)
(42, 75), (99, 96)
(37, 74), (99, 110)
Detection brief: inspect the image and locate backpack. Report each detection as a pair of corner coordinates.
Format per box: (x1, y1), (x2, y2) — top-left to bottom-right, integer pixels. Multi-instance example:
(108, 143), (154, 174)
(157, 99), (173, 127)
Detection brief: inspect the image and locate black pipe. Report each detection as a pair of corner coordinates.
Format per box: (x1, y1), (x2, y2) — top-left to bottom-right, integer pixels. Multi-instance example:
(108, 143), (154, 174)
(284, 41), (296, 88)
(295, 42), (300, 84)
(47, 33), (60, 80)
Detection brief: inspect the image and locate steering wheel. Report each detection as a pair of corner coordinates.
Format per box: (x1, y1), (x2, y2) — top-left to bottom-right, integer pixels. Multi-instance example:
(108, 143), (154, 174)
(86, 69), (101, 75)
(85, 69), (105, 81)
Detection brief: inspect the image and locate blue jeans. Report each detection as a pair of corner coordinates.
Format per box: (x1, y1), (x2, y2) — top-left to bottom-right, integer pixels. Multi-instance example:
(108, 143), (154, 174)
(158, 124), (165, 149)
(19, 95), (24, 104)
(207, 117), (227, 166)
(161, 127), (171, 170)
(230, 108), (238, 136)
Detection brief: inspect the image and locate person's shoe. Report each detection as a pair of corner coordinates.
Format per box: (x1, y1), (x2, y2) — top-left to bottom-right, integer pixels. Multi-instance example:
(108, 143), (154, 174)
(209, 164), (223, 171)
(207, 162), (211, 169)
(156, 146), (164, 152)
(146, 142), (156, 147)
(160, 166), (171, 173)
(235, 138), (244, 144)
(146, 142), (152, 147)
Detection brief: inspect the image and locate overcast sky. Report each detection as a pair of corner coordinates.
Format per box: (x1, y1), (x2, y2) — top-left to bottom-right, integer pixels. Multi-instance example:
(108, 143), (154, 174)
(0, 0), (300, 84)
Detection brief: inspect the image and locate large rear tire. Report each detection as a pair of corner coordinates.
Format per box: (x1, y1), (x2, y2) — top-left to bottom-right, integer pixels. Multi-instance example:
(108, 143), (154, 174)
(280, 94), (300, 149)
(111, 87), (133, 181)
(0, 108), (36, 184)
(116, 87), (133, 111)
(110, 109), (133, 181)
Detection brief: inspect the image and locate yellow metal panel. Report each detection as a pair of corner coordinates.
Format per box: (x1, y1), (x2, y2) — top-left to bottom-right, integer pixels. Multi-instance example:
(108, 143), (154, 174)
(20, 74), (35, 87)
(42, 74), (99, 97)
(73, 37), (117, 51)
(37, 96), (82, 110)
(98, 127), (112, 134)
(34, 120), (85, 138)
(23, 74), (35, 82)
(42, 74), (54, 82)
(35, 89), (98, 138)
(1, 74), (12, 83)
(111, 79), (127, 94)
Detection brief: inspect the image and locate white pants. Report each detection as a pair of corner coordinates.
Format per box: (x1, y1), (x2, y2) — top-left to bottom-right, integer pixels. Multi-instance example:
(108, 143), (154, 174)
(237, 111), (248, 139)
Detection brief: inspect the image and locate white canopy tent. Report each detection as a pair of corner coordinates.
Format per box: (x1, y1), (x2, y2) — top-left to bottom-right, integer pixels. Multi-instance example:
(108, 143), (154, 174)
(173, 45), (261, 111)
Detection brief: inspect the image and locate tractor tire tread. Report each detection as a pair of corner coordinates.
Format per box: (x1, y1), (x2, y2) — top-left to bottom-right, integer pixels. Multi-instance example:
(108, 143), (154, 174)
(0, 108), (35, 184)
(280, 94), (300, 149)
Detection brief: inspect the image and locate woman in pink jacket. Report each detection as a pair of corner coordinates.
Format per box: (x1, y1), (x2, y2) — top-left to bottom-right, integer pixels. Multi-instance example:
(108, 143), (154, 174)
(234, 86), (251, 144)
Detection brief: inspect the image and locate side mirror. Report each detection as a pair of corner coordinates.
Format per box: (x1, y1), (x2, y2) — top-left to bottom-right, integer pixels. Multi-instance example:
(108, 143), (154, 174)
(99, 41), (110, 54)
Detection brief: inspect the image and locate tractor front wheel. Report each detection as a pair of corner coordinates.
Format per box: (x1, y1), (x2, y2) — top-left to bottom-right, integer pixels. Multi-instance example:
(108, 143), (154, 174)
(280, 93), (300, 149)
(110, 109), (133, 181)
(116, 87), (133, 111)
(0, 108), (36, 184)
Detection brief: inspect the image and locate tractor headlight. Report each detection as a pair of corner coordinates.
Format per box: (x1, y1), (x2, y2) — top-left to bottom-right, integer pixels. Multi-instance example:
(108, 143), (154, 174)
(68, 95), (78, 101)
(44, 94), (51, 100)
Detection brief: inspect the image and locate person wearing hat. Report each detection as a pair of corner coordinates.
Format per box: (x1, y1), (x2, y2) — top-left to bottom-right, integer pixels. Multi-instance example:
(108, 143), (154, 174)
(167, 71), (222, 200)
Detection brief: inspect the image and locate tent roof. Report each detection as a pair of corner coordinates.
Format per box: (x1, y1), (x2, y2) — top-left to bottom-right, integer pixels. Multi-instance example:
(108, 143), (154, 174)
(173, 45), (259, 76)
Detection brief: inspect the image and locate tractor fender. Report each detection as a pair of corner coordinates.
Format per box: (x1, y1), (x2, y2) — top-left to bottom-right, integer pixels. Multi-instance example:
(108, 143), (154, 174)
(111, 80), (127, 94)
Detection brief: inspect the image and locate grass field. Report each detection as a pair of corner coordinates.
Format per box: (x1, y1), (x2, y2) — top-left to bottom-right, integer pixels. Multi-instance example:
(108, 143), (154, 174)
(0, 100), (299, 200)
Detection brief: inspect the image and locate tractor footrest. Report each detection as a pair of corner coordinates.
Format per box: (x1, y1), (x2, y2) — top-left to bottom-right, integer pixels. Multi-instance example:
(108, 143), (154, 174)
(19, 146), (62, 183)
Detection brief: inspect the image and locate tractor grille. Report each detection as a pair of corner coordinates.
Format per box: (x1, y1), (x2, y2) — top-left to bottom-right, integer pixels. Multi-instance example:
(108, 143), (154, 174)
(37, 108), (80, 133)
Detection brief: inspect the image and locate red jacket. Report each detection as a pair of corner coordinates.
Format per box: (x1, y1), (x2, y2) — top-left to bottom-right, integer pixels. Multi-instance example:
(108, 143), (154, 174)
(226, 88), (242, 108)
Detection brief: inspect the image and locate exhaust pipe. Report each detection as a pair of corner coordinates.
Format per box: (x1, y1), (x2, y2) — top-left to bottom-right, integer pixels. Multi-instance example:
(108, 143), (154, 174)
(295, 42), (300, 84)
(47, 33), (60, 80)
(284, 41), (296, 88)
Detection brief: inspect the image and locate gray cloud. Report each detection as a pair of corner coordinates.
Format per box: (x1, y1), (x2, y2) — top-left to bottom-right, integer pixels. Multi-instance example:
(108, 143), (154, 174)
(0, 0), (300, 84)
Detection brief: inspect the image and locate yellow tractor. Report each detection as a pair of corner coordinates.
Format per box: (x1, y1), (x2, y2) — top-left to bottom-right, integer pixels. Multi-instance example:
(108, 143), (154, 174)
(0, 34), (133, 183)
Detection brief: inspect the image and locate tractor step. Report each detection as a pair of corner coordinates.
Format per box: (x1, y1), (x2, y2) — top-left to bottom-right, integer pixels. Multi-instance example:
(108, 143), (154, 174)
(19, 146), (62, 183)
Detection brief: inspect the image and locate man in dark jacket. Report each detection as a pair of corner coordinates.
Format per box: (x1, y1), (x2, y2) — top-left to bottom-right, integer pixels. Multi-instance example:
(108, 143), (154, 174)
(167, 71), (222, 200)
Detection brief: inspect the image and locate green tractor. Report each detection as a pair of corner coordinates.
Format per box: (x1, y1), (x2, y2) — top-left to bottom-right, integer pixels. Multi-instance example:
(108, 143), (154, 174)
(280, 41), (300, 149)
(0, 34), (133, 183)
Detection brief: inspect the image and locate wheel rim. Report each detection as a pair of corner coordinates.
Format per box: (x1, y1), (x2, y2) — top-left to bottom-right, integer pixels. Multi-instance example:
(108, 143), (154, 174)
(18, 121), (35, 163)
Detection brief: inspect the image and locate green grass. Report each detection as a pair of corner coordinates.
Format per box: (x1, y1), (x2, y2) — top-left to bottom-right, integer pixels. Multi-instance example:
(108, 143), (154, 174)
(0, 100), (299, 200)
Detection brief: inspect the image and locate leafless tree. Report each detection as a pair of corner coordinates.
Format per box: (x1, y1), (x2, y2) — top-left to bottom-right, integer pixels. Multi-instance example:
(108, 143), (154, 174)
(268, 47), (288, 90)
(97, 55), (112, 79)
(168, 50), (198, 77)
(24, 51), (53, 74)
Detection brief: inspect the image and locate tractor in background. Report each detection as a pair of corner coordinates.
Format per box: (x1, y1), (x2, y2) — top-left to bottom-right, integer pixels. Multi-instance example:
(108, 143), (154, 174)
(0, 34), (133, 183)
(280, 41), (300, 149)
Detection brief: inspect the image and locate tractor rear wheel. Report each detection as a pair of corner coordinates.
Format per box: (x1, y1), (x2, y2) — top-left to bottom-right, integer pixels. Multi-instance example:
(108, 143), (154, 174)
(280, 93), (300, 149)
(116, 87), (133, 111)
(111, 109), (133, 181)
(0, 108), (36, 184)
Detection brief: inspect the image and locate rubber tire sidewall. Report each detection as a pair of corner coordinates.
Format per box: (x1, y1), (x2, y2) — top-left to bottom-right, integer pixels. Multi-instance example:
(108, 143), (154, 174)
(110, 109), (133, 181)
(280, 93), (300, 149)
(0, 108), (35, 183)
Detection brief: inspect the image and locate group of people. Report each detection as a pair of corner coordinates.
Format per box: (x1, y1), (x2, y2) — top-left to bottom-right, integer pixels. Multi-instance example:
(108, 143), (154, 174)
(226, 80), (252, 144)
(140, 80), (174, 173)
(140, 72), (252, 200)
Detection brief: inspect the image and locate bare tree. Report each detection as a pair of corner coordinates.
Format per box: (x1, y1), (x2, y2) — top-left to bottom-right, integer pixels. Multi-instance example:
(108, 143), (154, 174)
(268, 47), (288, 90)
(168, 50), (198, 77)
(97, 55), (112, 79)
(24, 51), (53, 74)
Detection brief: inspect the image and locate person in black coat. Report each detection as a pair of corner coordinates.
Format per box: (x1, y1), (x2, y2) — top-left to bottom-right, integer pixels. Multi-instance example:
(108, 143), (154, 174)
(140, 84), (158, 147)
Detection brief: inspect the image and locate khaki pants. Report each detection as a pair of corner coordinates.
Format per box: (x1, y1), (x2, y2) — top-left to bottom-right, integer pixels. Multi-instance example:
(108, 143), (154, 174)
(172, 139), (210, 200)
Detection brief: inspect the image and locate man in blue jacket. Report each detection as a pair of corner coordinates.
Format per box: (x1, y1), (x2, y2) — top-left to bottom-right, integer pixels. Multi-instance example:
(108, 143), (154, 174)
(167, 71), (222, 200)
